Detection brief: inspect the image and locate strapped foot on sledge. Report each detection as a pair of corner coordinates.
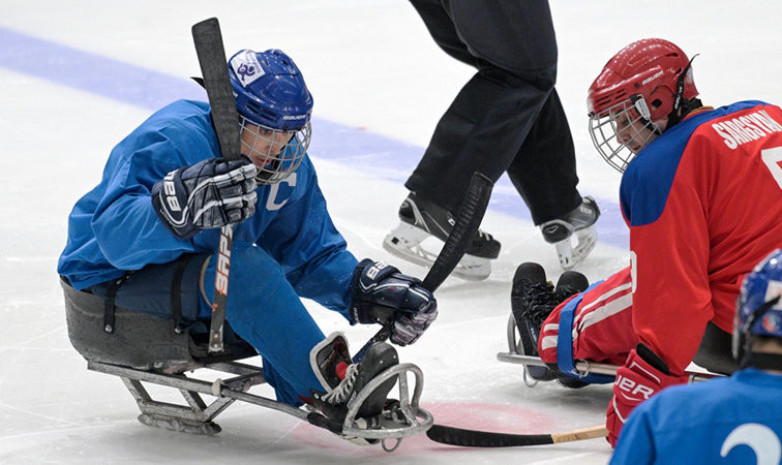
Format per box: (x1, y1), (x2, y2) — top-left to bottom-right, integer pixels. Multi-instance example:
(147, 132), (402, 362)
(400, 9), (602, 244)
(503, 262), (590, 388)
(62, 278), (432, 452)
(383, 192), (500, 281)
(498, 265), (736, 386)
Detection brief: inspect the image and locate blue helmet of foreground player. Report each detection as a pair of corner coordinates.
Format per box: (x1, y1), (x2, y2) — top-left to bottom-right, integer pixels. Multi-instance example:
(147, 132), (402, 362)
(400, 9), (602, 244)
(228, 49), (313, 185)
(732, 249), (782, 362)
(228, 48), (313, 130)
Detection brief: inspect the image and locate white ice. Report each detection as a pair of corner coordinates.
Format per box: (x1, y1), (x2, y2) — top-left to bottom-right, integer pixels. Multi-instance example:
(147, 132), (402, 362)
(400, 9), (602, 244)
(2, 1), (782, 463)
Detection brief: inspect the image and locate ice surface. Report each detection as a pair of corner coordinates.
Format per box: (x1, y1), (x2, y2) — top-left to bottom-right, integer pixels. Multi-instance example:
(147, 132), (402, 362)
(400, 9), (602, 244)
(2, 1), (781, 463)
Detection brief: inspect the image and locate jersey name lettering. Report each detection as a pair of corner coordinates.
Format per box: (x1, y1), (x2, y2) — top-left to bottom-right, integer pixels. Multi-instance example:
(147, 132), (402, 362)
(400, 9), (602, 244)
(712, 109), (782, 150)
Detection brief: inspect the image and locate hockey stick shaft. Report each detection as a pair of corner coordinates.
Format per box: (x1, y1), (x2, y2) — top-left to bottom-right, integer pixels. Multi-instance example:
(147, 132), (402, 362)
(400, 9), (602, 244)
(422, 171), (493, 292)
(192, 18), (242, 354)
(426, 423), (607, 448)
(354, 172), (494, 362)
(497, 353), (721, 382)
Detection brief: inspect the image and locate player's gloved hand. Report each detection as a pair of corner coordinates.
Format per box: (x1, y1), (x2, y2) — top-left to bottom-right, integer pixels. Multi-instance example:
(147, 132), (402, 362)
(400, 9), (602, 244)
(606, 344), (687, 447)
(350, 259), (437, 346)
(151, 157), (258, 239)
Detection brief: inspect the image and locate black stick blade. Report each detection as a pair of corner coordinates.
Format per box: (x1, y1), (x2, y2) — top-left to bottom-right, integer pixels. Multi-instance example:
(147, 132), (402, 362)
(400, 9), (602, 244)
(191, 18), (241, 161)
(426, 424), (553, 447)
(422, 172), (493, 291)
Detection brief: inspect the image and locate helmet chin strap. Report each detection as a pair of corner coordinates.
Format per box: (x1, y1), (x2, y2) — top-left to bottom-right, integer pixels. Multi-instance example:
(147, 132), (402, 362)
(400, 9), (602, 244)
(740, 351), (782, 371)
(666, 55), (701, 127)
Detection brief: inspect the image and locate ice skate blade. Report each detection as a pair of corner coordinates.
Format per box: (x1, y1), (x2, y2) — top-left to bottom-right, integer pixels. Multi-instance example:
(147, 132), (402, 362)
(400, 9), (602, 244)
(553, 224), (597, 270)
(138, 413), (221, 435)
(505, 313), (539, 387)
(382, 222), (491, 281)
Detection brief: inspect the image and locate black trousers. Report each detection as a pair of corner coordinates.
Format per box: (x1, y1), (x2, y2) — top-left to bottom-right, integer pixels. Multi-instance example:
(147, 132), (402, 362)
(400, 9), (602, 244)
(404, 0), (582, 224)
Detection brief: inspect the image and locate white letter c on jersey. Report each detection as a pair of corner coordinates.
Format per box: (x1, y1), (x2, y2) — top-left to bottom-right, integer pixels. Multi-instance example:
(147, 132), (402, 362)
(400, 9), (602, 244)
(720, 423), (781, 465)
(266, 173), (297, 211)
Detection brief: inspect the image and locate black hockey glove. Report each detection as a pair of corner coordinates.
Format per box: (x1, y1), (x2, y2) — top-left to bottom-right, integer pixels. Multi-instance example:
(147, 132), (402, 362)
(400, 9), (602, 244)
(151, 157), (258, 239)
(350, 259), (438, 346)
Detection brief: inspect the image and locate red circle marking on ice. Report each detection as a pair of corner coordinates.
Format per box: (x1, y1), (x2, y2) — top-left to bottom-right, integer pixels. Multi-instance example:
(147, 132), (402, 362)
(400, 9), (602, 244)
(288, 401), (554, 454)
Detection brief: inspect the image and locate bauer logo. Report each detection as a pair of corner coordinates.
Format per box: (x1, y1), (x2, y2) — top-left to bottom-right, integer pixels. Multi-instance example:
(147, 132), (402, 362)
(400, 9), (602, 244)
(230, 50), (265, 87)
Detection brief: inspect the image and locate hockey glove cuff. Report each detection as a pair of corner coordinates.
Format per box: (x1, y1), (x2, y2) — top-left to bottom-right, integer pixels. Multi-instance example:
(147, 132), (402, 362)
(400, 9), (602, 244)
(350, 259), (437, 346)
(151, 157), (258, 239)
(606, 344), (687, 447)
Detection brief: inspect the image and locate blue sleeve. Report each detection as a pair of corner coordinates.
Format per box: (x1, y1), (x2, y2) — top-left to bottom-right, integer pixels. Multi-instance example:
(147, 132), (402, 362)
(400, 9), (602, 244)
(610, 402), (657, 465)
(91, 137), (202, 269)
(257, 165), (358, 320)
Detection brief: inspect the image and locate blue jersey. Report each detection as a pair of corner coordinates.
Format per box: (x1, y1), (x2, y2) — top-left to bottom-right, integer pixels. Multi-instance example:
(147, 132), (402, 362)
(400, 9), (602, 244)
(57, 99), (358, 317)
(611, 368), (782, 464)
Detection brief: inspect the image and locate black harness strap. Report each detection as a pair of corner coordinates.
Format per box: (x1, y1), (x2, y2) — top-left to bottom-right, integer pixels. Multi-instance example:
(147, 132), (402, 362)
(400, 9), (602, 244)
(103, 274), (130, 334)
(171, 254), (196, 334)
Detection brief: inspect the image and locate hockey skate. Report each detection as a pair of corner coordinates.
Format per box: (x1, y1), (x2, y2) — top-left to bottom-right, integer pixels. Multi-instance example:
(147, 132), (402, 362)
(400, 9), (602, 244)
(506, 262), (589, 388)
(540, 196), (600, 270)
(383, 192), (500, 281)
(308, 333), (410, 446)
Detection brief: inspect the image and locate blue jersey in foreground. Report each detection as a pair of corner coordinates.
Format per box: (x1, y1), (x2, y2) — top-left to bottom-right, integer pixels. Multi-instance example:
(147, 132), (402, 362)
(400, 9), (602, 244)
(611, 368), (782, 464)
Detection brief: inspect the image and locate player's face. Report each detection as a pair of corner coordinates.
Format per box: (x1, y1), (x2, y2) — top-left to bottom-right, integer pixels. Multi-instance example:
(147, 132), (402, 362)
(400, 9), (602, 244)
(240, 123), (294, 168)
(610, 108), (658, 154)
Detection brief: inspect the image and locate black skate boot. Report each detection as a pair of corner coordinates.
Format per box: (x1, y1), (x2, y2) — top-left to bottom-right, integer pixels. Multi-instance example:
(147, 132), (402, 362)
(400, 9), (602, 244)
(511, 263), (560, 381)
(540, 196), (601, 270)
(510, 263), (589, 383)
(383, 192), (500, 281)
(310, 333), (399, 426)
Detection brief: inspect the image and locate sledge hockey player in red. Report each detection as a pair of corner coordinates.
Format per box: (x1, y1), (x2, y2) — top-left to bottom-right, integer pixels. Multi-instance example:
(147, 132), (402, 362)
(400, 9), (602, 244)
(610, 248), (782, 464)
(511, 38), (782, 447)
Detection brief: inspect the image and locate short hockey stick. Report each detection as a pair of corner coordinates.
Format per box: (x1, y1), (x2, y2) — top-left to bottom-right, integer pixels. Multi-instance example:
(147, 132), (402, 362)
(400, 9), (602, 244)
(354, 172), (494, 362)
(426, 423), (608, 448)
(192, 18), (242, 354)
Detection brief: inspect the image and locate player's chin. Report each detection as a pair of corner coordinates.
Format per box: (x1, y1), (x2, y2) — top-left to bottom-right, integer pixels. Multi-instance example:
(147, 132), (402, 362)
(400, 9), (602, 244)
(249, 155), (273, 169)
(627, 142), (644, 154)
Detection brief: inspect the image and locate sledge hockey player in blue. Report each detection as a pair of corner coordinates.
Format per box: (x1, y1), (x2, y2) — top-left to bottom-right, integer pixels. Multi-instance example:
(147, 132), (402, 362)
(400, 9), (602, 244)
(57, 48), (437, 429)
(610, 248), (782, 464)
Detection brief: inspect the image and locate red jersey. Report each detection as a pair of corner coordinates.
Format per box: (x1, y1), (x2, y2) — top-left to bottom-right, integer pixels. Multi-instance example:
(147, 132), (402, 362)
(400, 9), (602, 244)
(620, 100), (782, 373)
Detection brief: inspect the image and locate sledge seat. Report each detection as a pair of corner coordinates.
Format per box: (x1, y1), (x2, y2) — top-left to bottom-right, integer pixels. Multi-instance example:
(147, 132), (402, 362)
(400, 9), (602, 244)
(61, 277), (256, 372)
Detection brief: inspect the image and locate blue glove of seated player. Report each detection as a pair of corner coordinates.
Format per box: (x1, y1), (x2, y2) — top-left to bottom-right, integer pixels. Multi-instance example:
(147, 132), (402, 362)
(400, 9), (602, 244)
(350, 259), (437, 346)
(151, 157), (258, 239)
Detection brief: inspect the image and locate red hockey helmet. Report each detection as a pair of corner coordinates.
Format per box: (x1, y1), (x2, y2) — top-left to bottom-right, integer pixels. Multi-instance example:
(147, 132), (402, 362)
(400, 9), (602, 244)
(587, 39), (699, 172)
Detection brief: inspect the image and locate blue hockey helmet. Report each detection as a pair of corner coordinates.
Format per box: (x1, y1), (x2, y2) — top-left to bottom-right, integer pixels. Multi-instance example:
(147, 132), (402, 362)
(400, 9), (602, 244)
(227, 49), (313, 184)
(228, 48), (313, 130)
(732, 249), (782, 363)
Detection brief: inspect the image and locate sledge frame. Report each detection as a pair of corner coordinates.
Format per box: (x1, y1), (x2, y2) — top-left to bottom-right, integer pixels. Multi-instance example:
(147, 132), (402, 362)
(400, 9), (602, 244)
(87, 359), (434, 445)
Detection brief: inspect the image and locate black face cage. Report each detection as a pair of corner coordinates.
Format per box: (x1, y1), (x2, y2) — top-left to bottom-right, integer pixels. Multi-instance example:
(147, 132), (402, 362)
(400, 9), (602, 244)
(239, 116), (312, 185)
